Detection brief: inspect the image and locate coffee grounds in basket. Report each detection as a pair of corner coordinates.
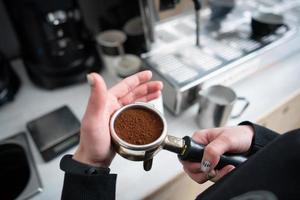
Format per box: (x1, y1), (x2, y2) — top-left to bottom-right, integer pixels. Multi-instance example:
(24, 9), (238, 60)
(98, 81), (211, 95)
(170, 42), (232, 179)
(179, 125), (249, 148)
(114, 108), (163, 145)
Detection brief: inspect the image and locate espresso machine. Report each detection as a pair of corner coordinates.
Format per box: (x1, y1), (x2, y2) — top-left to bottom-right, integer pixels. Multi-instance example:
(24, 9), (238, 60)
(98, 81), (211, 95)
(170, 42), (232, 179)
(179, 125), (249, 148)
(4, 0), (102, 89)
(139, 0), (299, 115)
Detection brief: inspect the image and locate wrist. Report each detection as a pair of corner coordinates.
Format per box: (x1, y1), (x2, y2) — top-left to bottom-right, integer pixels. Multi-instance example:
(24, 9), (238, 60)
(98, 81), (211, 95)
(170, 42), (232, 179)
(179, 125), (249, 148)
(73, 147), (107, 168)
(239, 124), (255, 154)
(61, 155), (110, 175)
(241, 125), (255, 140)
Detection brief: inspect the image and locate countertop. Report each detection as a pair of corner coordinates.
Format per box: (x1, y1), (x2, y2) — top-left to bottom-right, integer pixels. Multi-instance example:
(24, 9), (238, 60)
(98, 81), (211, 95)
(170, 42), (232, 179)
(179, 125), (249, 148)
(1, 47), (300, 200)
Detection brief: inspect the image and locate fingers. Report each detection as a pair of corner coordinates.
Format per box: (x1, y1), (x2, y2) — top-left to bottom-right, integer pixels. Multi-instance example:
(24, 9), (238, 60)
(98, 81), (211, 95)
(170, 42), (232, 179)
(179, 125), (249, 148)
(190, 128), (225, 172)
(118, 81), (163, 105)
(182, 160), (235, 183)
(181, 161), (202, 173)
(192, 128), (222, 145)
(210, 165), (235, 182)
(182, 160), (207, 184)
(181, 128), (239, 184)
(200, 134), (232, 173)
(84, 73), (108, 119)
(109, 70), (152, 98)
(184, 169), (208, 184)
(135, 91), (162, 103)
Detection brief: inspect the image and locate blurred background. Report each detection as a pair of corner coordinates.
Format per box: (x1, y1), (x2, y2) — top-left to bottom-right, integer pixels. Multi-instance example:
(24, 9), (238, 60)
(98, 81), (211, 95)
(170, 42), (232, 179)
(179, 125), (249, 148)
(1, 0), (300, 199)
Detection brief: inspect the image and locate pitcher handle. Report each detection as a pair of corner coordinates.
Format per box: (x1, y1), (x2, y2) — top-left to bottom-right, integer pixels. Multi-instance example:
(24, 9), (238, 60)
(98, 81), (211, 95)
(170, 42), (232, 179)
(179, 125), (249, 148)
(231, 97), (249, 119)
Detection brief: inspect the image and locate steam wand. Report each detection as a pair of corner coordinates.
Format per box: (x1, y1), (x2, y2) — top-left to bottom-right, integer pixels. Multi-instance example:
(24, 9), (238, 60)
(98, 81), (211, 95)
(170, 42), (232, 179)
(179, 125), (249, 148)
(192, 0), (202, 47)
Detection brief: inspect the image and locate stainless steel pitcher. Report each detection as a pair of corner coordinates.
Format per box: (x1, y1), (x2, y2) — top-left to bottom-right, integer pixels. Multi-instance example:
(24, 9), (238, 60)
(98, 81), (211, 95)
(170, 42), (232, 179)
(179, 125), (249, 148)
(196, 85), (249, 129)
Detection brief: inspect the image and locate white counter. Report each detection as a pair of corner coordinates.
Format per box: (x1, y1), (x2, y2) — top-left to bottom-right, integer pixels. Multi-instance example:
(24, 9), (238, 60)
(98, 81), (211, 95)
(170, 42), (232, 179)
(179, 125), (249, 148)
(1, 47), (300, 199)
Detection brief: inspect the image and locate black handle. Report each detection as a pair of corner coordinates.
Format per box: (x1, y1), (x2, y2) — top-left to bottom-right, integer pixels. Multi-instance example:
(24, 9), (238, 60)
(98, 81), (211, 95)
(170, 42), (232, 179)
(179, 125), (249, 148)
(178, 136), (247, 170)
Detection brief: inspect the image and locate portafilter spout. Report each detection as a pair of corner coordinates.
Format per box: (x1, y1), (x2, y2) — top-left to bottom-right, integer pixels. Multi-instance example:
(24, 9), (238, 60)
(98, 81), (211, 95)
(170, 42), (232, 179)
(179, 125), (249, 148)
(110, 102), (247, 171)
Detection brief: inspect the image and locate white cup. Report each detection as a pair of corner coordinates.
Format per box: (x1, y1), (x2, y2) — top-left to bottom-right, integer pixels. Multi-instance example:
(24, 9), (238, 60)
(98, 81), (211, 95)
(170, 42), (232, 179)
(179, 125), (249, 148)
(95, 30), (127, 76)
(115, 54), (142, 78)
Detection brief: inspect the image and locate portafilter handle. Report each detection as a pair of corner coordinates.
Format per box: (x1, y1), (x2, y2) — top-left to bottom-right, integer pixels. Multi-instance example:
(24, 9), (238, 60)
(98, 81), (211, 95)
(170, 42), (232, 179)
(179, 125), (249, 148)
(178, 136), (247, 170)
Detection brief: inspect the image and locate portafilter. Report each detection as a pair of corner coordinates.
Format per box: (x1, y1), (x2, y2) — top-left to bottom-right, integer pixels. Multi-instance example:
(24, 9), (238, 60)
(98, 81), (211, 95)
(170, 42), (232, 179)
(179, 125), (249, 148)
(110, 102), (247, 171)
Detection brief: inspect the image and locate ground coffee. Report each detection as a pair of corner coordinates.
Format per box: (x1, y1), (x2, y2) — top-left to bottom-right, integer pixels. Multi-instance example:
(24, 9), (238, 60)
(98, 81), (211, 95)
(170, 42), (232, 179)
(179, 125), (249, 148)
(114, 107), (163, 145)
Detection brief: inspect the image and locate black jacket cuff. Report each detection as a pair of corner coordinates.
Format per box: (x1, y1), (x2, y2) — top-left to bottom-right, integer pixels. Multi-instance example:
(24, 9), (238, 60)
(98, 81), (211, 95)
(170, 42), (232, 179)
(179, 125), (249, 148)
(60, 155), (110, 175)
(60, 155), (117, 200)
(239, 121), (279, 155)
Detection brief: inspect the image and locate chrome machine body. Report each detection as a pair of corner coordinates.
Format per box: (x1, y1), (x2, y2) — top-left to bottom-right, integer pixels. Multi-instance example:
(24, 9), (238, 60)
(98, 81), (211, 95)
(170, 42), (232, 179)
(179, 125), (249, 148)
(139, 0), (300, 115)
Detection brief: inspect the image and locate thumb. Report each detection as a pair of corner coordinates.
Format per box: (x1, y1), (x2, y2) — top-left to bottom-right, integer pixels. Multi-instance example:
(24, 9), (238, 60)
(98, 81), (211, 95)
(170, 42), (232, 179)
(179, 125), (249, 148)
(84, 73), (108, 119)
(200, 135), (231, 173)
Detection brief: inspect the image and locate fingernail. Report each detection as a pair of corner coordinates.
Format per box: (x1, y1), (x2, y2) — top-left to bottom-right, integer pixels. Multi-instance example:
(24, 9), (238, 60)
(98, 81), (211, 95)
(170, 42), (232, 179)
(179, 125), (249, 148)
(87, 74), (94, 86)
(201, 160), (211, 172)
(207, 170), (216, 180)
(227, 166), (235, 173)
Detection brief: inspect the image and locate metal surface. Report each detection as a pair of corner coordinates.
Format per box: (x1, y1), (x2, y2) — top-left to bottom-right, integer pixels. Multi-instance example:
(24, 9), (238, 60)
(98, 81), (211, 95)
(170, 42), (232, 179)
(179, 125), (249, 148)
(163, 135), (184, 154)
(142, 6), (299, 115)
(196, 85), (235, 128)
(139, 0), (158, 50)
(195, 85), (245, 128)
(195, 9), (200, 46)
(0, 133), (42, 200)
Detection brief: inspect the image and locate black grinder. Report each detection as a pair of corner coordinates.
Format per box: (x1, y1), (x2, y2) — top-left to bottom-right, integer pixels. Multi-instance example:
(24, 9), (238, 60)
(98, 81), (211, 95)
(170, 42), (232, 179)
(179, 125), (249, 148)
(0, 52), (20, 107)
(3, 0), (102, 89)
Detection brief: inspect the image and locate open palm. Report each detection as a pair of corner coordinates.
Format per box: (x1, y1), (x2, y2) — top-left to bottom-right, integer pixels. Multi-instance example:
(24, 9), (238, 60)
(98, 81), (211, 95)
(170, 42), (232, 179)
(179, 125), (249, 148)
(73, 71), (163, 167)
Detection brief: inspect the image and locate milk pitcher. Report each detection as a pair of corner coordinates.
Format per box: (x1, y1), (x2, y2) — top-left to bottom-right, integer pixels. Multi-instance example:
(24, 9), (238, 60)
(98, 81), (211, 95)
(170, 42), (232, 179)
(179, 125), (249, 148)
(196, 85), (249, 128)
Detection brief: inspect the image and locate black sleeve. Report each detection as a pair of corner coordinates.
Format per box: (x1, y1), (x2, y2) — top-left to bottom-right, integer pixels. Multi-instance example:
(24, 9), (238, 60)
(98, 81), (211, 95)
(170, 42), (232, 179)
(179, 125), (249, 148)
(60, 155), (117, 200)
(239, 121), (279, 155)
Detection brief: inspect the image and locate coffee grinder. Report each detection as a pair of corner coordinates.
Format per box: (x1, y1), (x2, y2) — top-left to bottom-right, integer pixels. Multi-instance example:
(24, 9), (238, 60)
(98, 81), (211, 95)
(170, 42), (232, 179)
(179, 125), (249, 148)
(0, 52), (21, 107)
(3, 0), (102, 89)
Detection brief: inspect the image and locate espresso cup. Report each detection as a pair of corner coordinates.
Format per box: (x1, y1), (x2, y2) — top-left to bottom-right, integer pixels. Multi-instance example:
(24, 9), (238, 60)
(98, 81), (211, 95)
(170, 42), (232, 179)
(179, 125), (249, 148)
(196, 85), (249, 129)
(251, 12), (287, 38)
(123, 17), (146, 55)
(115, 54), (142, 78)
(95, 30), (127, 76)
(96, 30), (127, 56)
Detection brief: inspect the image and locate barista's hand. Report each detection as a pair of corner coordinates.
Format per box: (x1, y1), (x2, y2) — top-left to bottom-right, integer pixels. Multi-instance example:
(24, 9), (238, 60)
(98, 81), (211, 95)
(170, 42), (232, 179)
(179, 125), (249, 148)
(73, 71), (163, 167)
(181, 125), (254, 183)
